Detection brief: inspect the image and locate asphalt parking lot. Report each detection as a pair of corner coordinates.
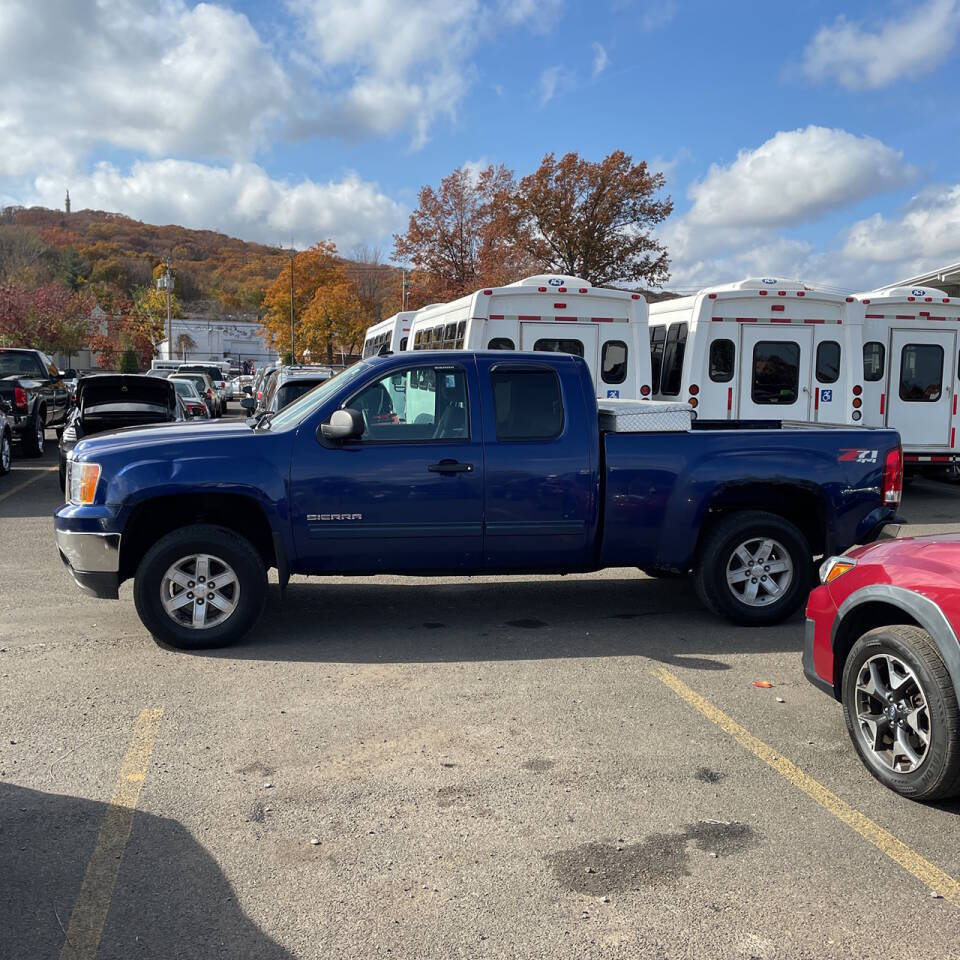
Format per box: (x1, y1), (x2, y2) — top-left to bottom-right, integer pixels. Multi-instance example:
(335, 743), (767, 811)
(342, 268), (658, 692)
(3, 437), (960, 959)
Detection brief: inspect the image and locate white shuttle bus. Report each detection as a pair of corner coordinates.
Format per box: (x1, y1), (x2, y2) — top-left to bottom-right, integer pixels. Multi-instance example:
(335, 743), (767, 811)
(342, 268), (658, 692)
(407, 275), (651, 400)
(648, 278), (864, 424)
(855, 285), (960, 468)
(362, 311), (416, 358)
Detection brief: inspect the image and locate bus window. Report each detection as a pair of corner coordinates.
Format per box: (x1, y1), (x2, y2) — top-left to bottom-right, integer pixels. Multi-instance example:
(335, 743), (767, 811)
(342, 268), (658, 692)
(900, 344), (944, 401)
(533, 339), (585, 357)
(488, 338), (515, 350)
(650, 327), (665, 393)
(709, 339), (734, 382)
(443, 323), (457, 348)
(601, 341), (627, 384)
(752, 341), (800, 404)
(399, 337), (408, 352)
(455, 321), (466, 349)
(660, 323), (687, 396)
(863, 342), (884, 381)
(816, 341), (840, 384)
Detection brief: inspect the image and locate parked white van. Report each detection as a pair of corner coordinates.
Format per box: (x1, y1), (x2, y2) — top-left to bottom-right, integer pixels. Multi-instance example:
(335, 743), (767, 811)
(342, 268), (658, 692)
(362, 312), (416, 358)
(648, 278), (864, 424)
(855, 285), (960, 466)
(407, 275), (651, 400)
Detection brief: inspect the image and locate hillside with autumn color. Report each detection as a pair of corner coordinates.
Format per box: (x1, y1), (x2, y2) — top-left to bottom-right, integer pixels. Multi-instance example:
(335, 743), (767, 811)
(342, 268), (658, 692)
(0, 205), (292, 312)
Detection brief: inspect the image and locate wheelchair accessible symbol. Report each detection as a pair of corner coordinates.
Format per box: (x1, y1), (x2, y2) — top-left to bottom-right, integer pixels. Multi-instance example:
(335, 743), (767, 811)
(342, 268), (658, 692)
(820, 389), (833, 402)
(607, 389), (620, 398)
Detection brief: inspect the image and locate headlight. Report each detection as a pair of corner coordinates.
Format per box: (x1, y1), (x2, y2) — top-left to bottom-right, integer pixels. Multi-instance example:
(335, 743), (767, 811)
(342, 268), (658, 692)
(819, 556), (857, 584)
(68, 461), (101, 505)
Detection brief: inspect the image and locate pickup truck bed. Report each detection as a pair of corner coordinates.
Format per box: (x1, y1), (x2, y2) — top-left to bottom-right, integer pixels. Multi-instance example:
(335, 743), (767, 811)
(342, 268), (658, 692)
(54, 351), (902, 650)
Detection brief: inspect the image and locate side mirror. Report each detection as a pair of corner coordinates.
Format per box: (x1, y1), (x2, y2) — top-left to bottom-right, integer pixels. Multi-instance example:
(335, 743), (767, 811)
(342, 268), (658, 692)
(240, 396), (255, 413)
(320, 408), (364, 442)
(0, 399), (10, 415)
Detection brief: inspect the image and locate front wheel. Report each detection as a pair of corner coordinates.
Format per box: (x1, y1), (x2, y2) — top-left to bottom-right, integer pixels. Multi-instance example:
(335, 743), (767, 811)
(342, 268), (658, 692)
(842, 626), (960, 801)
(0, 429), (11, 475)
(693, 511), (811, 626)
(133, 524), (267, 650)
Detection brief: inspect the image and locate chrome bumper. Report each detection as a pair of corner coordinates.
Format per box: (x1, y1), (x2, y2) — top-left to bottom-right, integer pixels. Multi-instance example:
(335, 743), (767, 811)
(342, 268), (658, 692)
(55, 529), (121, 573)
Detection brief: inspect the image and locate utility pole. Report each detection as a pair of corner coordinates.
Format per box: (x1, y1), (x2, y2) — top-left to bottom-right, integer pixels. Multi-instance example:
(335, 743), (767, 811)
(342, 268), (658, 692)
(289, 246), (296, 362)
(157, 257), (174, 359)
(402, 269), (409, 311)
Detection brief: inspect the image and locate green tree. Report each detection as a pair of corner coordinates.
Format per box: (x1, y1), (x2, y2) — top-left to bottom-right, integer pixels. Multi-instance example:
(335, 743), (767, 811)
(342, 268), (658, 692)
(119, 348), (139, 373)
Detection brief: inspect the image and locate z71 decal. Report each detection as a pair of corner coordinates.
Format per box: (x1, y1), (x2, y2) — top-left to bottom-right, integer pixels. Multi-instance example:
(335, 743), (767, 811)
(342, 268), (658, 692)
(838, 449), (878, 464)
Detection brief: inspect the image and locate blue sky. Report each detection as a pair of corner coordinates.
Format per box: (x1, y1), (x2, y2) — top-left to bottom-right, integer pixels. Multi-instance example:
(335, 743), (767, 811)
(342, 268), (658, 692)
(2, 0), (959, 291)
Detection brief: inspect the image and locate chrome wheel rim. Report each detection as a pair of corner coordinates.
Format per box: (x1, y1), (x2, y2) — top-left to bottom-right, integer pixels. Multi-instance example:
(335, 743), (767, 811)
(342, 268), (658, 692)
(1, 435), (9, 471)
(854, 653), (930, 773)
(160, 554), (240, 631)
(725, 537), (793, 607)
(37, 423), (44, 452)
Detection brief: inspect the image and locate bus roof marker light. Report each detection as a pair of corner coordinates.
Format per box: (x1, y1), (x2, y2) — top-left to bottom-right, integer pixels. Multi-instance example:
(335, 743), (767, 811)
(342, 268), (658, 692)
(759, 289), (768, 296)
(483, 289), (492, 295)
(845, 297), (854, 302)
(707, 293), (717, 299)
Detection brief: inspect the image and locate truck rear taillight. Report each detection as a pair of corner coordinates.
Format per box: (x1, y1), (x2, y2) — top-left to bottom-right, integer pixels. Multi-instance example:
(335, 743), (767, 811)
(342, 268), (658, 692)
(883, 446), (903, 506)
(13, 386), (27, 412)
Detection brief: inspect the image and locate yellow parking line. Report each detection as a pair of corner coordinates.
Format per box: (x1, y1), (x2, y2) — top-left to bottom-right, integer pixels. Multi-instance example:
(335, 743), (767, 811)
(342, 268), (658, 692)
(652, 667), (960, 905)
(59, 708), (164, 960)
(0, 465), (58, 503)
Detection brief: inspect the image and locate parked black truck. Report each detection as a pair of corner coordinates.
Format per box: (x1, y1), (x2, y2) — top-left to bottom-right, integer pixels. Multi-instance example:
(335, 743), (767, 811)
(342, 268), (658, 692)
(0, 348), (71, 456)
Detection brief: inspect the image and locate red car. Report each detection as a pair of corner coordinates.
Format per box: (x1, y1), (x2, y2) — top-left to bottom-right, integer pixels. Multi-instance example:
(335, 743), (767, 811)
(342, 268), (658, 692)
(805, 536), (960, 800)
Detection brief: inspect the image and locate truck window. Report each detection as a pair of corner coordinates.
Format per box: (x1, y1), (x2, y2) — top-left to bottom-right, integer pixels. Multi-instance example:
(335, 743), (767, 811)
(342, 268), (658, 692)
(601, 341), (627, 384)
(491, 368), (563, 441)
(660, 322), (687, 396)
(649, 327), (665, 393)
(751, 341), (800, 404)
(708, 339), (734, 383)
(863, 342), (885, 381)
(348, 366), (469, 440)
(488, 338), (515, 350)
(533, 339), (584, 358)
(899, 344), (943, 402)
(815, 341), (841, 384)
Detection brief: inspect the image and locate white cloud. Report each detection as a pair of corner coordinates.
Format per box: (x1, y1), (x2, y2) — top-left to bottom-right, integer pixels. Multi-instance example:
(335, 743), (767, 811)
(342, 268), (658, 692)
(0, 0), (290, 176)
(28, 161), (407, 252)
(497, 0), (564, 31)
(640, 0), (677, 31)
(802, 0), (960, 90)
(539, 66), (575, 104)
(687, 126), (912, 228)
(592, 42), (609, 76)
(843, 185), (960, 266)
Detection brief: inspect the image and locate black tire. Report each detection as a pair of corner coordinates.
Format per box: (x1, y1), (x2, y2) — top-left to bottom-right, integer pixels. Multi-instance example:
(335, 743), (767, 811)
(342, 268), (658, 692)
(693, 510), (811, 626)
(20, 409), (45, 457)
(0, 429), (11, 476)
(133, 524), (267, 650)
(842, 626), (960, 801)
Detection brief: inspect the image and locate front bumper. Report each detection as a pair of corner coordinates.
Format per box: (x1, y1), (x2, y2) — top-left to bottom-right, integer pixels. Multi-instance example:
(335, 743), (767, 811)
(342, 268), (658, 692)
(802, 618), (834, 697)
(55, 528), (120, 599)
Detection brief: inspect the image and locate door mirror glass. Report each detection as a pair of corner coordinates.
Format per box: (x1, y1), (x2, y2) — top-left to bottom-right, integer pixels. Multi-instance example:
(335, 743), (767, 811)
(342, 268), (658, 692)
(321, 407), (365, 442)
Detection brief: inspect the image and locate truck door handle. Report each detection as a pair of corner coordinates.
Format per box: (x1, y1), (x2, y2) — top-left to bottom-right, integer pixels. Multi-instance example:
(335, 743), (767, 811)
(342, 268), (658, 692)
(428, 460), (473, 474)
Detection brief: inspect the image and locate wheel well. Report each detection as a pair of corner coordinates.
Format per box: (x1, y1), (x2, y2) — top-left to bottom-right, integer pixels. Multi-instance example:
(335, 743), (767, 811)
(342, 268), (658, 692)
(119, 493), (277, 583)
(831, 601), (920, 696)
(698, 484), (826, 557)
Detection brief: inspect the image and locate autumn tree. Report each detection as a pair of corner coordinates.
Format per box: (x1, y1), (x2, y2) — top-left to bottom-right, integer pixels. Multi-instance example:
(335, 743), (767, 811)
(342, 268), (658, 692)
(347, 246), (401, 324)
(0, 282), (94, 353)
(260, 242), (342, 360)
(392, 165), (527, 307)
(510, 151), (673, 287)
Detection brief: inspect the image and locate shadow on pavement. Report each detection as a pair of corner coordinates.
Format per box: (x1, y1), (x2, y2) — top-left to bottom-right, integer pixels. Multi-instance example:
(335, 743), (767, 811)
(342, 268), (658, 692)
(0, 782), (290, 960)
(195, 576), (802, 667)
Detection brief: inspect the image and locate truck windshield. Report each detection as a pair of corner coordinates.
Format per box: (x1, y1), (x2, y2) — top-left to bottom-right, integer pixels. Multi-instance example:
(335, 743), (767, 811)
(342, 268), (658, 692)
(264, 362), (370, 432)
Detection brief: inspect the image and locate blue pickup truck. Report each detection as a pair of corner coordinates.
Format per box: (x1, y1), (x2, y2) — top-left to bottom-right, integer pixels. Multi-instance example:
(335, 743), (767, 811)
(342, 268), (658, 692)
(54, 351), (902, 650)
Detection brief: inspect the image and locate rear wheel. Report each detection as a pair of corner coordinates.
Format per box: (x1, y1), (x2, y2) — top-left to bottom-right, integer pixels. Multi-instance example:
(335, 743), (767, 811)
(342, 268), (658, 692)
(133, 524), (266, 650)
(0, 429), (11, 475)
(20, 410), (45, 457)
(842, 626), (960, 800)
(693, 511), (811, 625)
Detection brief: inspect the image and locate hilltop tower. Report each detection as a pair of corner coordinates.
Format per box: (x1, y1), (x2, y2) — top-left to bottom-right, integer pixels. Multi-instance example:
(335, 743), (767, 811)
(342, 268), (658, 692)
(65, 189), (71, 215)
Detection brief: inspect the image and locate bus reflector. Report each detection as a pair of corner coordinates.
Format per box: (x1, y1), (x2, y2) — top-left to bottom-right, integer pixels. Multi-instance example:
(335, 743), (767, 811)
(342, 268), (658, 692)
(483, 289), (492, 295)
(852, 385), (862, 396)
(688, 384), (699, 395)
(640, 384), (651, 396)
(708, 293), (717, 299)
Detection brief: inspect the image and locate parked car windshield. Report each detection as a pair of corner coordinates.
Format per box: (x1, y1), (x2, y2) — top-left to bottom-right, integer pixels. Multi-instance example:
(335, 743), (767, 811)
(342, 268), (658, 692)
(265, 363), (368, 432)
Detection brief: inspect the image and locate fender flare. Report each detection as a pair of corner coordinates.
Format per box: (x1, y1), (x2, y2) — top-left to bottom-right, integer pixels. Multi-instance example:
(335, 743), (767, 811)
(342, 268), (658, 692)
(833, 583), (960, 705)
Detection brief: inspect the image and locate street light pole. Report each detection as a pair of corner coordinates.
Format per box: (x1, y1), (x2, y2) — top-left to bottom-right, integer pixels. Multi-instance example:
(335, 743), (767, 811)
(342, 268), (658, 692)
(163, 257), (173, 359)
(289, 247), (295, 362)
